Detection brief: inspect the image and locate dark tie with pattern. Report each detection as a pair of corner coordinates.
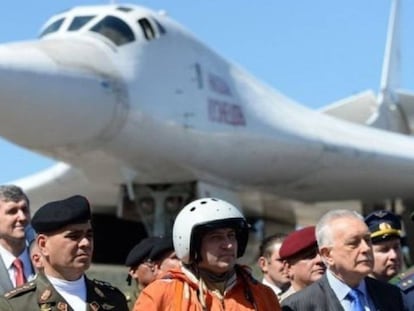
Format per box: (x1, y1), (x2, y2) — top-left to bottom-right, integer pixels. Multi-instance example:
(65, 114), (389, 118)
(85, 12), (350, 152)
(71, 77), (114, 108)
(12, 258), (26, 286)
(348, 288), (364, 311)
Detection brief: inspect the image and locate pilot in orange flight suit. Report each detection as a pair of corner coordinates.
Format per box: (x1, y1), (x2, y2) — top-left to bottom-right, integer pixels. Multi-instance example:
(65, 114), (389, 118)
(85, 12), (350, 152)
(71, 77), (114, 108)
(133, 197), (281, 311)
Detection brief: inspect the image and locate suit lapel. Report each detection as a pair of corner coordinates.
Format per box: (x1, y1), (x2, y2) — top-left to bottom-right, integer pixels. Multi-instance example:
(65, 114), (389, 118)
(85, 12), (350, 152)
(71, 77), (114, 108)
(0, 256), (13, 294)
(320, 274), (346, 310)
(365, 276), (390, 311)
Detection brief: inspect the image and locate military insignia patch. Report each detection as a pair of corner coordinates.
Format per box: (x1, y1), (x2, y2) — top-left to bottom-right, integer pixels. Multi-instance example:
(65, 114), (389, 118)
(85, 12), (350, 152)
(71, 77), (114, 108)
(40, 288), (52, 302)
(90, 301), (100, 311)
(39, 303), (52, 311)
(373, 210), (388, 218)
(95, 286), (105, 297)
(57, 302), (68, 311)
(379, 222), (392, 230)
(102, 303), (115, 310)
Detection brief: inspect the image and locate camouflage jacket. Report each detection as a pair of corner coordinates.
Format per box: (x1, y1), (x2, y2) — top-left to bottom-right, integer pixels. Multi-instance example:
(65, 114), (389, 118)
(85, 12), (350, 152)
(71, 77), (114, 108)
(0, 272), (128, 311)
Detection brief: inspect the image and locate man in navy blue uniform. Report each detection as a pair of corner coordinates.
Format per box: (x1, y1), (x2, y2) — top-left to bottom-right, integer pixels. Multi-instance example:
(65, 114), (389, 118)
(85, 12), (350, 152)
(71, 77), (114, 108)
(397, 212), (414, 310)
(364, 210), (403, 282)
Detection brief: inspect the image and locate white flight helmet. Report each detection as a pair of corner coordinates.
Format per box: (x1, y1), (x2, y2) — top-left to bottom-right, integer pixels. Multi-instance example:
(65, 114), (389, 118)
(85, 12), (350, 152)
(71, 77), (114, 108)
(173, 197), (249, 264)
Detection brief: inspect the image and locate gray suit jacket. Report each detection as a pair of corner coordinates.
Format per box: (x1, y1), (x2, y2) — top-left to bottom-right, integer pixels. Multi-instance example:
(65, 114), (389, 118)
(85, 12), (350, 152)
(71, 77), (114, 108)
(282, 274), (406, 311)
(0, 250), (35, 295)
(0, 257), (13, 295)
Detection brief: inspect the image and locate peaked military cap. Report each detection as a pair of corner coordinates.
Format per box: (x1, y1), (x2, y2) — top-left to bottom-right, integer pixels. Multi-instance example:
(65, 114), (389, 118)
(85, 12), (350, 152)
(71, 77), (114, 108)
(31, 195), (91, 233)
(279, 226), (317, 260)
(125, 237), (162, 267)
(149, 236), (174, 261)
(364, 210), (401, 243)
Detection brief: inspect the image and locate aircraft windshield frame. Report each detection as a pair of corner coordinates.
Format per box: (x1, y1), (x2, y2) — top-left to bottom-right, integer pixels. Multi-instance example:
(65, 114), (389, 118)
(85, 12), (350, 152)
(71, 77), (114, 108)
(89, 15), (135, 46)
(39, 17), (65, 38)
(39, 12), (136, 47)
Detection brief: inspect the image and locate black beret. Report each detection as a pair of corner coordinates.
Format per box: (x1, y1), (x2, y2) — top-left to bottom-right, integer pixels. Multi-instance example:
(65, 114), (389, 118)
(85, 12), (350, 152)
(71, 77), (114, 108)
(31, 195), (91, 233)
(149, 236), (174, 261)
(365, 210), (401, 243)
(279, 226), (317, 260)
(125, 237), (162, 267)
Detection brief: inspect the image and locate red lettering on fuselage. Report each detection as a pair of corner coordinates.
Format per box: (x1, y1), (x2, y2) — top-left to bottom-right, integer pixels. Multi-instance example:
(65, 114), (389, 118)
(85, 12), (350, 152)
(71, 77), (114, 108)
(208, 99), (246, 126)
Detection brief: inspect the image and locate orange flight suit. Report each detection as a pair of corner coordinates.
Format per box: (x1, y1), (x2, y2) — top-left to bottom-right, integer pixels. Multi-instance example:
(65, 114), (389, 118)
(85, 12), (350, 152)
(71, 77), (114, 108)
(133, 265), (281, 311)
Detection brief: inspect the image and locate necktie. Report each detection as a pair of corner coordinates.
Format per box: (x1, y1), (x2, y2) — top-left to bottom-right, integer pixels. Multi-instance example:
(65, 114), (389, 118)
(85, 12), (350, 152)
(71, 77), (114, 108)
(348, 288), (364, 311)
(12, 258), (26, 286)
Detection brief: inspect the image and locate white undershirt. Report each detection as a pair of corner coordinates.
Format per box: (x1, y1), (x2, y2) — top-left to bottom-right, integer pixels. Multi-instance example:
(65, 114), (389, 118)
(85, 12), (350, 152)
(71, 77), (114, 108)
(47, 275), (87, 311)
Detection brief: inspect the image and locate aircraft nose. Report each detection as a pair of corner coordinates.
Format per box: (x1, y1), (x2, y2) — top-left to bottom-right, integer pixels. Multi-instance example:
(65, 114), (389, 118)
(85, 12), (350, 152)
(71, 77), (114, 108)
(0, 40), (128, 150)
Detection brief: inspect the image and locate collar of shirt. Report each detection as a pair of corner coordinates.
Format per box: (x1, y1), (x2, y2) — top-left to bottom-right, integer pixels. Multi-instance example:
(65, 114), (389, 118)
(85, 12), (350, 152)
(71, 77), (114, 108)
(262, 278), (282, 295)
(0, 244), (34, 284)
(327, 269), (361, 310)
(326, 270), (375, 311)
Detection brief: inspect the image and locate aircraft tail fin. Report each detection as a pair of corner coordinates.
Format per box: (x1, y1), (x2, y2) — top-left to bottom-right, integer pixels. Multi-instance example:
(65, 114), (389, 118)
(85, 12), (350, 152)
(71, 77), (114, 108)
(367, 0), (410, 133)
(380, 0), (401, 94)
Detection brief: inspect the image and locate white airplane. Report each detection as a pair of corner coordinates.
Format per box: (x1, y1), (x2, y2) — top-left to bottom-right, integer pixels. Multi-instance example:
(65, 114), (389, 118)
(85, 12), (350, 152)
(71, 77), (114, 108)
(0, 1), (413, 261)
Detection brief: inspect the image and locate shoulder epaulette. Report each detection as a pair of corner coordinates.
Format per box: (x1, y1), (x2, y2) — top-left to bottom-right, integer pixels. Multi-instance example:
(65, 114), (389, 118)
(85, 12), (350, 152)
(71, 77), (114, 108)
(397, 273), (414, 292)
(4, 281), (36, 299)
(92, 279), (117, 290)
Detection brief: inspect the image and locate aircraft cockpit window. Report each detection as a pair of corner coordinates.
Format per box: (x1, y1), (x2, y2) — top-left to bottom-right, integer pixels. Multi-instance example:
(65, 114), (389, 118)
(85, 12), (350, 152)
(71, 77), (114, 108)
(138, 18), (155, 40)
(39, 18), (65, 37)
(68, 15), (95, 31)
(90, 16), (135, 46)
(155, 20), (166, 34)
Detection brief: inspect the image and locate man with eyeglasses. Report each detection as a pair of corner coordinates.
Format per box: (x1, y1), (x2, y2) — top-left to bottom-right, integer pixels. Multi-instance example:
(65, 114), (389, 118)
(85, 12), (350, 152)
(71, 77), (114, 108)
(278, 226), (326, 301)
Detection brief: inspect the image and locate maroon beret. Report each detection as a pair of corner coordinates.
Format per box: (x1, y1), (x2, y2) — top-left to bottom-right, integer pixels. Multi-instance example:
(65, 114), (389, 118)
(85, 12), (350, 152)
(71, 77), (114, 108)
(279, 226), (317, 260)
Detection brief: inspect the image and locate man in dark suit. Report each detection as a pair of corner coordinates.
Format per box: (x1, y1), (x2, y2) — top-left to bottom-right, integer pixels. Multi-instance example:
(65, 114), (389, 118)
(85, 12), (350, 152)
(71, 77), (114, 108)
(282, 209), (406, 311)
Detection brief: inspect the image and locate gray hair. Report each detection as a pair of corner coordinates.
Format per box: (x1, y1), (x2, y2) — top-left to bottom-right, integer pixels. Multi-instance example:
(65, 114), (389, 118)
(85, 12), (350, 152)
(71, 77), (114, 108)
(316, 209), (363, 248)
(0, 185), (30, 206)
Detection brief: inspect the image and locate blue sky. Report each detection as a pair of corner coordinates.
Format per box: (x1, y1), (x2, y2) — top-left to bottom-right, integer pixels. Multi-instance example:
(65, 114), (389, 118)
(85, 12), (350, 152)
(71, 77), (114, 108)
(0, 0), (413, 183)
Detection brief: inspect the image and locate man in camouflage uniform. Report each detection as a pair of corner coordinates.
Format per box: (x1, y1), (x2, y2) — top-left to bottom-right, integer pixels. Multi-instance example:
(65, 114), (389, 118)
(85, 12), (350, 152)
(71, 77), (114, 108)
(0, 195), (128, 310)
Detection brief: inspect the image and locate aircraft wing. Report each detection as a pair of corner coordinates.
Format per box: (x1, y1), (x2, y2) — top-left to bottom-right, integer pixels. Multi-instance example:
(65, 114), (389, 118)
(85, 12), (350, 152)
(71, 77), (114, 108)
(318, 90), (378, 125)
(11, 162), (119, 212)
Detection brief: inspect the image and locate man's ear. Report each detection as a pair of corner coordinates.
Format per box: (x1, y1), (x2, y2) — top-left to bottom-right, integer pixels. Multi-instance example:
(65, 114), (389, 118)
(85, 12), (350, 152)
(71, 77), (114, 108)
(283, 260), (294, 279)
(37, 235), (48, 256)
(319, 246), (332, 265)
(257, 256), (267, 273)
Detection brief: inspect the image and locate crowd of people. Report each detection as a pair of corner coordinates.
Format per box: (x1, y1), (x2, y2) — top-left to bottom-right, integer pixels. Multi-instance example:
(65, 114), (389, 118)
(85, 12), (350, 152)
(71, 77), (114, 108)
(0, 183), (414, 310)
